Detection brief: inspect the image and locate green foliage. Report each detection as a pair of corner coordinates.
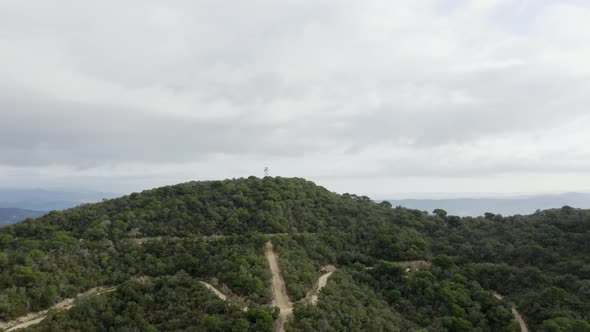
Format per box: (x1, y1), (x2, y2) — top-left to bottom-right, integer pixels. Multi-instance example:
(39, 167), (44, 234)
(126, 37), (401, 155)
(434, 255), (455, 269)
(246, 308), (274, 331)
(27, 273), (273, 332)
(379, 201), (393, 208)
(288, 270), (415, 331)
(434, 209), (448, 219)
(364, 261), (512, 331)
(442, 316), (473, 332)
(423, 208), (590, 329)
(0, 177), (588, 330)
(543, 317), (590, 332)
(273, 234), (335, 300)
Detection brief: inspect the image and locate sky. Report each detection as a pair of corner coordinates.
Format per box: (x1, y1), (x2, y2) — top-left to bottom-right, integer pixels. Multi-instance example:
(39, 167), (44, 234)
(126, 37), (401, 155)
(1, 0), (590, 198)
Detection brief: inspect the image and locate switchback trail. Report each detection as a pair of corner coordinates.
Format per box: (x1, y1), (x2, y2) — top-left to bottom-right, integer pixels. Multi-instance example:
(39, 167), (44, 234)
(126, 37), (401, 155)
(306, 265), (337, 305)
(1, 277), (151, 331)
(264, 240), (292, 332)
(494, 293), (529, 332)
(0, 286), (116, 332)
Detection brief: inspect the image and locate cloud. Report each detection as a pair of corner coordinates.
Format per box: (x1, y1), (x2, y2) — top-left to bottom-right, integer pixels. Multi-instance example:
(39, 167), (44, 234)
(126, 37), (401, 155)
(0, 0), (589, 194)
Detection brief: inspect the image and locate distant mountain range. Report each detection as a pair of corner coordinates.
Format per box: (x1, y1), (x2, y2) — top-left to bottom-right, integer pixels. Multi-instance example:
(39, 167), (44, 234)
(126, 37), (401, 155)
(0, 188), (118, 226)
(388, 192), (590, 216)
(0, 208), (47, 227)
(0, 188), (118, 211)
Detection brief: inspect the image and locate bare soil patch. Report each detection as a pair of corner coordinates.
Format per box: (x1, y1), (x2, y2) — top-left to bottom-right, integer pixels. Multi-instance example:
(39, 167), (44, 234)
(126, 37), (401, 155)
(264, 241), (293, 332)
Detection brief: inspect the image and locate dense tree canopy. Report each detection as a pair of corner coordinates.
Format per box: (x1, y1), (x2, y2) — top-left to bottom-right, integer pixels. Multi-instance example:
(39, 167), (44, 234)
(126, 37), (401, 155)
(1, 177), (588, 331)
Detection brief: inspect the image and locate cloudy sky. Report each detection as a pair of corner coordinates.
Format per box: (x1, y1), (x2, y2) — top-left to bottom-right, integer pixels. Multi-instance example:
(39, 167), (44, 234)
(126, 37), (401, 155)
(1, 0), (590, 197)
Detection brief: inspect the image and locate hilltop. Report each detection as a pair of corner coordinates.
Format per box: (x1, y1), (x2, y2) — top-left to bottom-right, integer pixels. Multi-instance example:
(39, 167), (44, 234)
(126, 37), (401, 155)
(0, 177), (588, 331)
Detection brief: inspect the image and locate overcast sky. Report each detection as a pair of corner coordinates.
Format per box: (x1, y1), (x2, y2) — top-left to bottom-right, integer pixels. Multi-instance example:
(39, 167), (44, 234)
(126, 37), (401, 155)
(1, 0), (590, 197)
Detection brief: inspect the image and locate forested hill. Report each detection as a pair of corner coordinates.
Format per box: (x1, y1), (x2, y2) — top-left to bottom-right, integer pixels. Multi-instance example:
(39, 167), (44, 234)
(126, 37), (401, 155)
(1, 177), (589, 331)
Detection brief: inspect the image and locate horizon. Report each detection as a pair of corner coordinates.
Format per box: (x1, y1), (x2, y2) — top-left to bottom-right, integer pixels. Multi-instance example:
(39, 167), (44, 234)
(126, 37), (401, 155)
(1, 177), (589, 202)
(2, 177), (590, 219)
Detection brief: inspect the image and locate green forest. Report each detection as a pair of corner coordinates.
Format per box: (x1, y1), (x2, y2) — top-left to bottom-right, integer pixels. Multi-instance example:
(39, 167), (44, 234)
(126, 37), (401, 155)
(1, 177), (589, 331)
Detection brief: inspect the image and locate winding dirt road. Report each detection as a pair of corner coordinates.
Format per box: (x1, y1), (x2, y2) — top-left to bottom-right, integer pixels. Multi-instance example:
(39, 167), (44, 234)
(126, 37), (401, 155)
(264, 241), (293, 332)
(493, 293), (528, 332)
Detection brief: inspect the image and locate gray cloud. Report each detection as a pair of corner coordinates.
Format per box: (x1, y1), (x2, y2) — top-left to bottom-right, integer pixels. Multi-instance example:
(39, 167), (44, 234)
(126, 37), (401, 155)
(1, 0), (589, 194)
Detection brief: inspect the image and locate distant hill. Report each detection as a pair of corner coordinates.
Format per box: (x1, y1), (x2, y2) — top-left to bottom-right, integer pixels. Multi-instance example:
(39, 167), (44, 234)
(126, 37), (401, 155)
(388, 192), (590, 216)
(0, 188), (118, 211)
(0, 207), (46, 227)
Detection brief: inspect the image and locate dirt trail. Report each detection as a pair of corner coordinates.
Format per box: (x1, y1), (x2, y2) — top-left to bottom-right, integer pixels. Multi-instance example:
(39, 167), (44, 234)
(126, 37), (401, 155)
(132, 233), (315, 244)
(199, 281), (227, 301)
(306, 265), (336, 305)
(0, 278), (151, 331)
(200, 281), (249, 312)
(0, 286), (116, 332)
(394, 260), (432, 271)
(264, 241), (292, 332)
(493, 293), (529, 332)
(511, 307), (528, 332)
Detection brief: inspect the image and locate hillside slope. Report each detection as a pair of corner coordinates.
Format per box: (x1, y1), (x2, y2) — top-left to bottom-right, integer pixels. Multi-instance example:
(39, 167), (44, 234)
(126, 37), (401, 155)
(0, 177), (588, 331)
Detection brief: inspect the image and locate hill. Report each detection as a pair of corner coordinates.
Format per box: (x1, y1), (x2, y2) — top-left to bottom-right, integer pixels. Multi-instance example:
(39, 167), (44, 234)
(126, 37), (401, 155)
(0, 208), (46, 228)
(388, 192), (590, 217)
(0, 177), (588, 331)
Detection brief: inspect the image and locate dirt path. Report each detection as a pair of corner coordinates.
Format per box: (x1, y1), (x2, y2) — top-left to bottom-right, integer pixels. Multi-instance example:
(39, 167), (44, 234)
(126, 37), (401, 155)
(200, 281), (249, 312)
(511, 307), (528, 332)
(0, 286), (116, 332)
(393, 260), (432, 271)
(493, 293), (529, 332)
(132, 233), (315, 244)
(306, 265), (336, 305)
(264, 241), (292, 332)
(199, 281), (228, 301)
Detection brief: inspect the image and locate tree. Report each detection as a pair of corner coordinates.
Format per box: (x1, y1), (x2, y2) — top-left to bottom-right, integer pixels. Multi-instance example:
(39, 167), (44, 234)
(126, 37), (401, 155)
(484, 212), (495, 220)
(442, 316), (473, 332)
(379, 201), (393, 208)
(433, 209), (448, 219)
(447, 216), (462, 227)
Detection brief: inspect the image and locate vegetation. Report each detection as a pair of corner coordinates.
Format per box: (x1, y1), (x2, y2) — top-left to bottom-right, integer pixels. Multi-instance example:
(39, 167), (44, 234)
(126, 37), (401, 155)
(288, 269), (414, 331)
(28, 272), (275, 332)
(1, 177), (588, 331)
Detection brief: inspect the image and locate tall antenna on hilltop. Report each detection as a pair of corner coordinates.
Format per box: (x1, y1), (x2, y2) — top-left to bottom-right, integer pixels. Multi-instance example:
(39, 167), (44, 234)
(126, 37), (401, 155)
(264, 167), (270, 177)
